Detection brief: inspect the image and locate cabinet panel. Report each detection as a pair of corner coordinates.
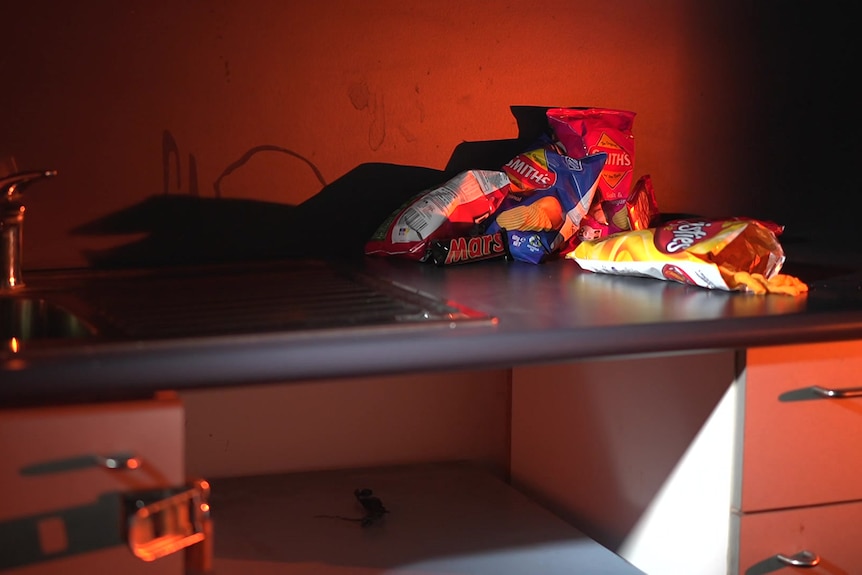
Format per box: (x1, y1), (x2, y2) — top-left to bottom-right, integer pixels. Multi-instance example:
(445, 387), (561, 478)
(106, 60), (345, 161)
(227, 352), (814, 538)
(0, 398), (185, 574)
(510, 352), (736, 575)
(181, 370), (511, 479)
(735, 499), (862, 574)
(740, 340), (862, 512)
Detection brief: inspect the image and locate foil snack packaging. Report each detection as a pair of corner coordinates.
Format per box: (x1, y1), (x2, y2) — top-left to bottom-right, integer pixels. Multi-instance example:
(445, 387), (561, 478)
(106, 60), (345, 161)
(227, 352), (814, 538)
(547, 107), (637, 241)
(626, 174), (660, 231)
(569, 218), (808, 295)
(482, 139), (607, 264)
(546, 107), (636, 201)
(364, 170), (510, 261)
(428, 230), (509, 266)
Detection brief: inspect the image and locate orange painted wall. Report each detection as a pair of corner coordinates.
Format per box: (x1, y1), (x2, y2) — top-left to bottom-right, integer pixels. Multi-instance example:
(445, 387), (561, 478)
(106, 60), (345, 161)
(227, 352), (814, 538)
(1, 2), (853, 270)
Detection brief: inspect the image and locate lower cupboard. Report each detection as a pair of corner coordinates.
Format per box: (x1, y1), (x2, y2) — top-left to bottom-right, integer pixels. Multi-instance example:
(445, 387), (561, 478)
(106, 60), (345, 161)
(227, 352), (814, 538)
(733, 499), (862, 575)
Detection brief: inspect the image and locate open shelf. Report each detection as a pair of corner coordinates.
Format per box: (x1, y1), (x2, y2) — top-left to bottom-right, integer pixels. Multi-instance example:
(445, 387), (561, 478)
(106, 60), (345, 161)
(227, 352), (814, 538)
(207, 462), (643, 574)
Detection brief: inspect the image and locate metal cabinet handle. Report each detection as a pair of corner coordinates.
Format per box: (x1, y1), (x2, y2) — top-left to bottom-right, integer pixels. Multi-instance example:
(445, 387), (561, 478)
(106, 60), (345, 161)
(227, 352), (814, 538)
(776, 550), (821, 567)
(21, 452), (141, 475)
(127, 478), (212, 567)
(812, 385), (862, 399)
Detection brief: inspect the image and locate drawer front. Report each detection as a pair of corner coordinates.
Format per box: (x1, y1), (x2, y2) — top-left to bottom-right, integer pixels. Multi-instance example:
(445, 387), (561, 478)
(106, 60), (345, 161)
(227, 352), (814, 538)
(740, 340), (862, 511)
(735, 499), (862, 574)
(0, 398), (185, 574)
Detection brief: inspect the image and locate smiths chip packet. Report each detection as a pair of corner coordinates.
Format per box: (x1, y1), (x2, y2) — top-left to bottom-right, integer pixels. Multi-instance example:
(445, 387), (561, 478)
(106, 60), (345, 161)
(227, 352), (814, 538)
(546, 107), (636, 202)
(547, 107), (638, 241)
(569, 218), (808, 295)
(482, 139), (607, 264)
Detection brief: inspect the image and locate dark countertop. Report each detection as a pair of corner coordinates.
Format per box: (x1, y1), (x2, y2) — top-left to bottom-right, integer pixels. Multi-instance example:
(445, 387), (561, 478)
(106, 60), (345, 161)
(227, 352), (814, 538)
(3, 248), (862, 405)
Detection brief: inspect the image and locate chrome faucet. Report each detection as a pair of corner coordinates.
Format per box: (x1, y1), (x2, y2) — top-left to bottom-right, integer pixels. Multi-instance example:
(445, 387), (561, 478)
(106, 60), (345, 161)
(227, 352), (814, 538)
(0, 169), (58, 290)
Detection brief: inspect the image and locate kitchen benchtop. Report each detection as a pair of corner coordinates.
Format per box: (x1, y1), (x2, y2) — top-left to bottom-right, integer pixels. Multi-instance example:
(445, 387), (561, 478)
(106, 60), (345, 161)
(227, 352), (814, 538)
(3, 246), (862, 404)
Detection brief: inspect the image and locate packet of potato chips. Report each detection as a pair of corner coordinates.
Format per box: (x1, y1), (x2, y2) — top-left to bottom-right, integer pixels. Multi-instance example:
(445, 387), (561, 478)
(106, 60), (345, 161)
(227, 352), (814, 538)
(482, 138), (607, 264)
(568, 218), (808, 295)
(547, 107), (637, 240)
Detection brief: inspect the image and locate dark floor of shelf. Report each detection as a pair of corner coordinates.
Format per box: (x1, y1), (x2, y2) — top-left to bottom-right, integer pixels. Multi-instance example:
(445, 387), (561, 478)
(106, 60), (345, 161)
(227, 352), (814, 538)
(207, 462), (644, 574)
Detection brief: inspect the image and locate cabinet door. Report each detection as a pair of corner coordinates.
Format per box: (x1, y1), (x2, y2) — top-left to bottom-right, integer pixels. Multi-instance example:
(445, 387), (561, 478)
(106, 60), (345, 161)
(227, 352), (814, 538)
(0, 398), (185, 574)
(735, 499), (862, 574)
(740, 340), (862, 512)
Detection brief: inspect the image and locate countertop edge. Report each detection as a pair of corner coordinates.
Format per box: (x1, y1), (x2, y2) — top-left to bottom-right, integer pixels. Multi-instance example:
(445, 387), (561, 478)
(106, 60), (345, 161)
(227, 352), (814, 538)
(5, 308), (862, 404)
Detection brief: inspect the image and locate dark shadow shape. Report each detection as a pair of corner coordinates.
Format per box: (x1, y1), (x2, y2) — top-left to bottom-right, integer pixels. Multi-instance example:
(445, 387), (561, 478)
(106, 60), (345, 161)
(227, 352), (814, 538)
(777, 387), (827, 402)
(743, 555), (786, 575)
(162, 130), (181, 194)
(777, 261), (858, 286)
(72, 164), (446, 268)
(72, 195), (299, 268)
(73, 105), (557, 269)
(744, 552), (840, 575)
(212, 144), (327, 198)
(444, 105), (555, 174)
(0, 493), (123, 570)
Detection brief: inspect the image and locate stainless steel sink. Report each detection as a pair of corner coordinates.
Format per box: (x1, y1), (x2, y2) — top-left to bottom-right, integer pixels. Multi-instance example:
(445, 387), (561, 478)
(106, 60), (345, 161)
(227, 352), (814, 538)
(0, 296), (97, 341)
(68, 260), (495, 339)
(0, 260), (495, 346)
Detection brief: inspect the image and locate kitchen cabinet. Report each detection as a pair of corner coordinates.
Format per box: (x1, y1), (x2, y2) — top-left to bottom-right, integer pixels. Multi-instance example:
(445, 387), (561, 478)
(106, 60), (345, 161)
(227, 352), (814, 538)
(731, 340), (862, 574)
(734, 501), (862, 574)
(3, 256), (862, 574)
(510, 340), (862, 574)
(0, 396), (186, 574)
(172, 370), (646, 573)
(0, 374), (645, 574)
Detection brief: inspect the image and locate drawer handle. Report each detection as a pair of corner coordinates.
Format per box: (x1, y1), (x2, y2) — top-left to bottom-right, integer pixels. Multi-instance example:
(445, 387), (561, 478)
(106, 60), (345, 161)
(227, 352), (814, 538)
(20, 452), (141, 475)
(812, 385), (862, 399)
(776, 550), (821, 567)
(127, 478), (212, 566)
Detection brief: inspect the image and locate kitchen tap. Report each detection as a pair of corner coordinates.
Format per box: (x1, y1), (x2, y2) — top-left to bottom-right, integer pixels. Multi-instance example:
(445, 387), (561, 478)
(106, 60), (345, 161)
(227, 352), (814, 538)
(0, 169), (58, 290)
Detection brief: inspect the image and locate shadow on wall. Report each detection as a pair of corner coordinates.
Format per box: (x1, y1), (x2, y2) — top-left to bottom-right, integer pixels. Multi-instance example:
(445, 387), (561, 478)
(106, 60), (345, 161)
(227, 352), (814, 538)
(72, 106), (553, 268)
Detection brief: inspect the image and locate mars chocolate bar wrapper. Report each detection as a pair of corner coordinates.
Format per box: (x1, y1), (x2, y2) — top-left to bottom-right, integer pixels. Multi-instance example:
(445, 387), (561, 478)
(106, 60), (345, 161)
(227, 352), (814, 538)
(429, 231), (509, 266)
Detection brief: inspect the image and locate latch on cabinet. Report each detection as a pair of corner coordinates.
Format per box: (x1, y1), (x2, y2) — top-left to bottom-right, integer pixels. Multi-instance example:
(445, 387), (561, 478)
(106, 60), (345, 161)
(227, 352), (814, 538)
(2, 452), (212, 572)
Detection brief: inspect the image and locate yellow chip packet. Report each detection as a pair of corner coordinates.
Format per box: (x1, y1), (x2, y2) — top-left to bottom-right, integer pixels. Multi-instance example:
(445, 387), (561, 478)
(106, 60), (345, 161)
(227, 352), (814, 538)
(568, 218), (807, 295)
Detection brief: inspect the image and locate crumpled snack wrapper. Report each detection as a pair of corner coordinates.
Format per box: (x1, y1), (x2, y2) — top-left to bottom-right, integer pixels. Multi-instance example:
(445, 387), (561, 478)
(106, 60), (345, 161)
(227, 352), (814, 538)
(568, 218), (808, 295)
(364, 170), (510, 261)
(482, 138), (607, 264)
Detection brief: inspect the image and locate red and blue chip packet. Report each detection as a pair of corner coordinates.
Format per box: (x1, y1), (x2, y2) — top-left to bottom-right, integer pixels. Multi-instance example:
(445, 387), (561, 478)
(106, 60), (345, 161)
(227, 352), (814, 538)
(547, 107), (640, 242)
(482, 138), (607, 264)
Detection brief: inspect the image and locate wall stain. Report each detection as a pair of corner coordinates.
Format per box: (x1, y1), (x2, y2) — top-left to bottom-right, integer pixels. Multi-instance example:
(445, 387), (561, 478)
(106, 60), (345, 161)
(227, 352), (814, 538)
(348, 79), (386, 151)
(398, 123), (416, 143)
(348, 80), (370, 110)
(368, 94), (385, 151)
(212, 6), (230, 84)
